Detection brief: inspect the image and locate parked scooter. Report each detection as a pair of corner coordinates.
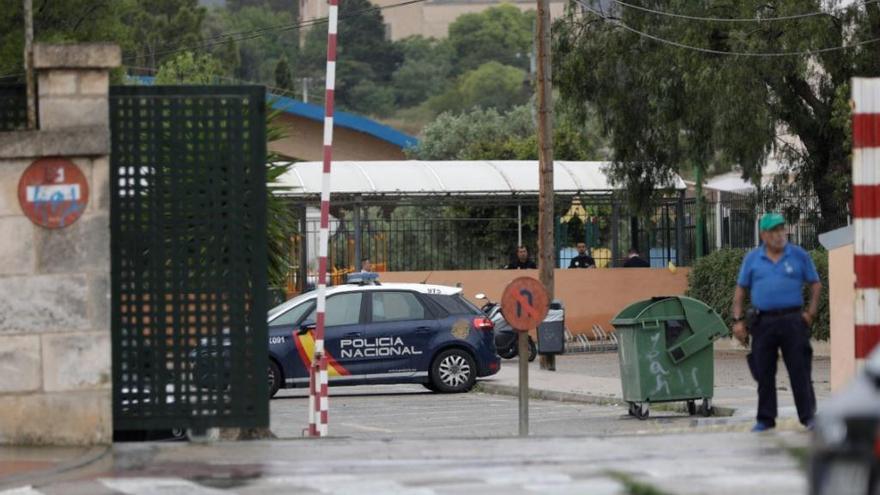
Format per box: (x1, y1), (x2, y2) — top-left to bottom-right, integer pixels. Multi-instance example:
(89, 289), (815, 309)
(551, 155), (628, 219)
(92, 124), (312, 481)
(475, 293), (537, 362)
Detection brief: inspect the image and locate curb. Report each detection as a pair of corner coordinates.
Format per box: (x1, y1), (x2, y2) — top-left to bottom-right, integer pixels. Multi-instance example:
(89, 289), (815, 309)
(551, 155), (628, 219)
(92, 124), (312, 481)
(476, 382), (623, 407)
(475, 382), (737, 418)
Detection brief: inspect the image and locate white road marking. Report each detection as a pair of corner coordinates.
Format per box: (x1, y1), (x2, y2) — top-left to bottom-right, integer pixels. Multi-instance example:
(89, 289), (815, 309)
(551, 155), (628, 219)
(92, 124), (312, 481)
(266, 475), (435, 495)
(484, 470), (573, 485)
(0, 487), (44, 495)
(338, 422), (395, 433)
(99, 478), (231, 495)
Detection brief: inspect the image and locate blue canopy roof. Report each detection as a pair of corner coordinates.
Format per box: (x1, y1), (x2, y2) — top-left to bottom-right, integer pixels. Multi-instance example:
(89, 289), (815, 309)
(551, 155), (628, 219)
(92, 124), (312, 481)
(269, 95), (418, 150)
(126, 76), (418, 150)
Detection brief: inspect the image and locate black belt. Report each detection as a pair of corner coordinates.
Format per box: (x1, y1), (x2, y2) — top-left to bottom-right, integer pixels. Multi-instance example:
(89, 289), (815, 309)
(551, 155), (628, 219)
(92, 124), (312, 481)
(756, 306), (801, 317)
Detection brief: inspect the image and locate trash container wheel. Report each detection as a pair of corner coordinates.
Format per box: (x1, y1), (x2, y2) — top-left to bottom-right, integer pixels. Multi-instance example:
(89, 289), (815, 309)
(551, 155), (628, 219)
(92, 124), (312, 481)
(699, 398), (713, 417)
(687, 400), (697, 416)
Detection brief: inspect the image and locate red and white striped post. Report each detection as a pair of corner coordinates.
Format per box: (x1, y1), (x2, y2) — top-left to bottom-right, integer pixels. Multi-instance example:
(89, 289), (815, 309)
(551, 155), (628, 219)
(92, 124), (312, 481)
(308, 0), (340, 437)
(851, 78), (880, 367)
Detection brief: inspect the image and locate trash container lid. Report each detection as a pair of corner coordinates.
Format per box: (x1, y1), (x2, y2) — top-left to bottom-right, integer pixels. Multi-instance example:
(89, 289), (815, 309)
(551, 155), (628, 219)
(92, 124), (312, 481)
(611, 296), (723, 331)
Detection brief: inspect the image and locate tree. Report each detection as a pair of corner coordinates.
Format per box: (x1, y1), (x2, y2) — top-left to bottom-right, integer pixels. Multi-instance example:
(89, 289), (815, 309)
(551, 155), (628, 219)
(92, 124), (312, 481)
(228, 0), (298, 15)
(216, 37), (241, 78)
(429, 61), (529, 114)
(154, 51), (223, 84)
(274, 56), (293, 90)
(409, 104), (600, 160)
(124, 0), (206, 71)
(0, 0), (132, 80)
(298, 0), (401, 113)
(203, 5), (298, 83)
(554, 0), (880, 227)
(391, 36), (453, 108)
(349, 79), (396, 117)
(447, 4), (534, 74)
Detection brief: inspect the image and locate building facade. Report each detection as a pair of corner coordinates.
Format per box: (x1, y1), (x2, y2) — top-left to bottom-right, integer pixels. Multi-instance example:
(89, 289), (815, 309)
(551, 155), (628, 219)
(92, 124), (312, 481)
(300, 0), (568, 41)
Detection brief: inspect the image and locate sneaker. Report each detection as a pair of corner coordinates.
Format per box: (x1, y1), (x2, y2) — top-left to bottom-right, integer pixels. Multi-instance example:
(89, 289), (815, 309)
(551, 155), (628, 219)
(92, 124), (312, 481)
(805, 419), (815, 431)
(751, 422), (774, 432)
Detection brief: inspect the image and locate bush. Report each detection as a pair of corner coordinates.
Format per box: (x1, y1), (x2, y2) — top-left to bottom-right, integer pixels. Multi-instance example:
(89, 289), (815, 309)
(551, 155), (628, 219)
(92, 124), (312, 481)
(686, 248), (829, 341)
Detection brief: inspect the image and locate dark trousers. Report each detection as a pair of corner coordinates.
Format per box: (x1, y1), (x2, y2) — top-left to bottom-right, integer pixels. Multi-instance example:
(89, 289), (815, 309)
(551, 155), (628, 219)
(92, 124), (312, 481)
(750, 312), (816, 427)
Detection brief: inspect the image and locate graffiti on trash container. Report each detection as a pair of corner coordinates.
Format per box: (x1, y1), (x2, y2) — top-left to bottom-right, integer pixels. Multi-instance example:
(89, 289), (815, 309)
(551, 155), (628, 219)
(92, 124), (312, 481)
(647, 333), (671, 396)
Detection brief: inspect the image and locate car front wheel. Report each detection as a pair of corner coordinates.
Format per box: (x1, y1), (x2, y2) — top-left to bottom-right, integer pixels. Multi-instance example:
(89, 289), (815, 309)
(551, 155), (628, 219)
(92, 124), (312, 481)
(430, 349), (477, 393)
(268, 360), (281, 398)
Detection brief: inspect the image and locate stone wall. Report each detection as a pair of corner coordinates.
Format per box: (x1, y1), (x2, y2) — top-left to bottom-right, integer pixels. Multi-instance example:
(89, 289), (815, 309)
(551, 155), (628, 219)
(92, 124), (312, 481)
(0, 43), (119, 445)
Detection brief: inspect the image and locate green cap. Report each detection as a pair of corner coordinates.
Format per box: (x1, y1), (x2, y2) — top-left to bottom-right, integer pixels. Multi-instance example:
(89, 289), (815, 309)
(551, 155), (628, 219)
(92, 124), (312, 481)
(759, 212), (785, 231)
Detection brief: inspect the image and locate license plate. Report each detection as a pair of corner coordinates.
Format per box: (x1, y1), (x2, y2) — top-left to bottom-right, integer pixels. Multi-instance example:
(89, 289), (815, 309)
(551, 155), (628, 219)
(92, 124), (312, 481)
(821, 460), (871, 495)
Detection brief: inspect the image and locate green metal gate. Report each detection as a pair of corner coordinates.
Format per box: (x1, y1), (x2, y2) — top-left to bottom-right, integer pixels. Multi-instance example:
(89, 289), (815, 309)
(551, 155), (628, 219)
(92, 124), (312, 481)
(110, 86), (269, 431)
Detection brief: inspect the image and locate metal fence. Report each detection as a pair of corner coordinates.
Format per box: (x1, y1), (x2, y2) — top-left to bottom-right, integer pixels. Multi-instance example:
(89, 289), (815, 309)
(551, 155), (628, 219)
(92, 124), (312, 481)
(299, 214), (535, 277)
(286, 188), (842, 291)
(0, 84), (28, 131)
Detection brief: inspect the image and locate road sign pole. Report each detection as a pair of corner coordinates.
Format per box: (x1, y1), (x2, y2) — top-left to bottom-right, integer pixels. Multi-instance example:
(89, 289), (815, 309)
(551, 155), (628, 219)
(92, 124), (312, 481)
(518, 331), (529, 436)
(501, 277), (548, 438)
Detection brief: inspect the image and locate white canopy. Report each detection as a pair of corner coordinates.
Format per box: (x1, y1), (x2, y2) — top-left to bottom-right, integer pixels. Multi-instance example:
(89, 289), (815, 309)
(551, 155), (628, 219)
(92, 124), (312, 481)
(275, 160), (687, 197)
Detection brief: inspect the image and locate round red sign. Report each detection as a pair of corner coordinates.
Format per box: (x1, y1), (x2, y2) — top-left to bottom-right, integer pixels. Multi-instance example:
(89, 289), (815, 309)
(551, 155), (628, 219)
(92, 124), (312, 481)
(18, 158), (89, 229)
(500, 277), (550, 332)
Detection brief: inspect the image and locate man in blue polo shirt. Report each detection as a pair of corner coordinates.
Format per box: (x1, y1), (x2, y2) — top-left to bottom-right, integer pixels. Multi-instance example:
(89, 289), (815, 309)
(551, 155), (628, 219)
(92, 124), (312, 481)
(732, 212), (822, 432)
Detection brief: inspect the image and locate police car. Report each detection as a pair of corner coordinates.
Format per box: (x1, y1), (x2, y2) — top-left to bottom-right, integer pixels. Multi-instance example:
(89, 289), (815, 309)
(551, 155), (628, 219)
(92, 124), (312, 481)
(266, 274), (501, 397)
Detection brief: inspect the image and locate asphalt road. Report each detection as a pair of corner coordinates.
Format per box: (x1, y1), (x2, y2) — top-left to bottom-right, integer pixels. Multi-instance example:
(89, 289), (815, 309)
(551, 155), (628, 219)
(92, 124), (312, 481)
(7, 431), (811, 495)
(270, 384), (703, 439)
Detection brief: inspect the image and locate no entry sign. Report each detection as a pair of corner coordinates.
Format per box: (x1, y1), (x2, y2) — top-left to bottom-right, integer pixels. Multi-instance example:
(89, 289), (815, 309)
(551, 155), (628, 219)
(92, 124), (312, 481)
(18, 158), (89, 229)
(501, 277), (550, 331)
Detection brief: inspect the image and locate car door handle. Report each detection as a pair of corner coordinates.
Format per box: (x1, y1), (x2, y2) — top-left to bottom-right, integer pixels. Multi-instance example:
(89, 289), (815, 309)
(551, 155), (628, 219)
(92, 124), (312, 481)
(415, 326), (433, 333)
(343, 332), (363, 338)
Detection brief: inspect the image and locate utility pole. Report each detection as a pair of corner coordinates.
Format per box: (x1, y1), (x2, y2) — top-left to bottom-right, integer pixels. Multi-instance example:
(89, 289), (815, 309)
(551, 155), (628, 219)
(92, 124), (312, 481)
(24, 0), (36, 130)
(695, 163), (704, 259)
(536, 0), (555, 371)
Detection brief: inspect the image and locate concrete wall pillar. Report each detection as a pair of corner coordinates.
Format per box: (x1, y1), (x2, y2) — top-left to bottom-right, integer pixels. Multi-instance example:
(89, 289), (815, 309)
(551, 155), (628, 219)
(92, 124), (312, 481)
(0, 43), (119, 445)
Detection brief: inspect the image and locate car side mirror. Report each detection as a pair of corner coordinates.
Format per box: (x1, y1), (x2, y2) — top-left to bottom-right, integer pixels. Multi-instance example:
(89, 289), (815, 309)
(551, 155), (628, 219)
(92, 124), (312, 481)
(298, 320), (316, 335)
(475, 293), (486, 300)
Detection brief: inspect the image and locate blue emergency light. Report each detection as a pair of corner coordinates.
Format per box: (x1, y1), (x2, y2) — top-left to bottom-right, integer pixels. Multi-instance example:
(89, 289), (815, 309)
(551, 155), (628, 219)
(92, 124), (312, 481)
(346, 272), (380, 285)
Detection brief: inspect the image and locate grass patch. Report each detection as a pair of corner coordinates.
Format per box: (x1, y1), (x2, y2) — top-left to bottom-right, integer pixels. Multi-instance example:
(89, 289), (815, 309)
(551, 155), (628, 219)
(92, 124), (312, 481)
(782, 445), (810, 472)
(376, 104), (436, 136)
(606, 470), (677, 495)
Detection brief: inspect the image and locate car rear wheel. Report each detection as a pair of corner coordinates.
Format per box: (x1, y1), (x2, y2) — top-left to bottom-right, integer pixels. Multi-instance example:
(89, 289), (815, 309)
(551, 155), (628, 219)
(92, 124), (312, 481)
(430, 349), (477, 393)
(268, 360), (281, 398)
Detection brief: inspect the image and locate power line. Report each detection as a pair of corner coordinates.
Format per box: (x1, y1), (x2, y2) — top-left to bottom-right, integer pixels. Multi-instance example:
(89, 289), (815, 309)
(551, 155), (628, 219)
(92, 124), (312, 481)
(576, 0), (880, 57)
(610, 0), (880, 23)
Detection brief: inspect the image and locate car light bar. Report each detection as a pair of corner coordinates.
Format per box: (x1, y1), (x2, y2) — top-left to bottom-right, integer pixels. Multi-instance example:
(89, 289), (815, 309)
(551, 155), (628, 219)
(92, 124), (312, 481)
(346, 272), (380, 285)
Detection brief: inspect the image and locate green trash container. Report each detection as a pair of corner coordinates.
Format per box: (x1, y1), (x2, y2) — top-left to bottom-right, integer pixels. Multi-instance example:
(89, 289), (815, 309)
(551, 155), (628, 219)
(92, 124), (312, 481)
(611, 296), (729, 420)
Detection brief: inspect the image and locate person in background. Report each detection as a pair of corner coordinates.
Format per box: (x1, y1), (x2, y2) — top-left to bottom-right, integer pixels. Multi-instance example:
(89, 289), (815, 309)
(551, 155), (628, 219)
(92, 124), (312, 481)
(505, 245), (537, 269)
(360, 257), (373, 273)
(569, 242), (596, 268)
(623, 248), (650, 268)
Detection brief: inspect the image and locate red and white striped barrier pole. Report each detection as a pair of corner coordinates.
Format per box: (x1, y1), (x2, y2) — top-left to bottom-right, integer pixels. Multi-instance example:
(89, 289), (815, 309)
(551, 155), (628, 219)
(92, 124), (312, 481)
(308, 0), (339, 438)
(852, 78), (880, 367)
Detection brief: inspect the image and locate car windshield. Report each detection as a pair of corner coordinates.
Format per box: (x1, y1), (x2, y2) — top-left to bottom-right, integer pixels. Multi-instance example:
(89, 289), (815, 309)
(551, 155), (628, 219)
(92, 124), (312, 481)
(267, 292), (313, 321)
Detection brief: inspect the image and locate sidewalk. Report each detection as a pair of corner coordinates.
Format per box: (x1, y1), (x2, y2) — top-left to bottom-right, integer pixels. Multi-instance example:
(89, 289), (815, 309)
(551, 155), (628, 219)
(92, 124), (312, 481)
(477, 350), (832, 425)
(0, 446), (109, 490)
